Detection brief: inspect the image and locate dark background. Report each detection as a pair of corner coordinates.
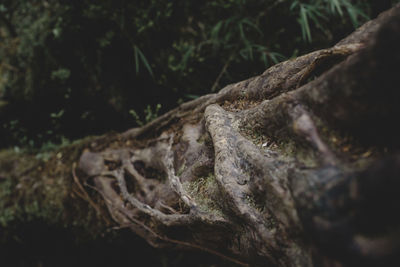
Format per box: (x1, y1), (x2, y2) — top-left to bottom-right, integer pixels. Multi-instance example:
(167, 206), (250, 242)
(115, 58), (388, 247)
(0, 0), (395, 150)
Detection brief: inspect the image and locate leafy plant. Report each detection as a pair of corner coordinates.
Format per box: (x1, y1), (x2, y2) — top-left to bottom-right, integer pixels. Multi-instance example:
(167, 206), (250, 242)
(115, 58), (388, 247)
(0, 0), (378, 149)
(291, 0), (368, 42)
(129, 104), (162, 126)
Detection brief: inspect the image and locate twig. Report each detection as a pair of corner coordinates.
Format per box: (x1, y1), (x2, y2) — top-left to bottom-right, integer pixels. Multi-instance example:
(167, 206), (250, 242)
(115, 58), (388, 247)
(72, 163), (103, 217)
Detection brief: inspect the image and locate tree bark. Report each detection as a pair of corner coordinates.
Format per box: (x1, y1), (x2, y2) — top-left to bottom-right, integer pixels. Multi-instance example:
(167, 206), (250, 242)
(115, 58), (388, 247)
(1, 5), (400, 267)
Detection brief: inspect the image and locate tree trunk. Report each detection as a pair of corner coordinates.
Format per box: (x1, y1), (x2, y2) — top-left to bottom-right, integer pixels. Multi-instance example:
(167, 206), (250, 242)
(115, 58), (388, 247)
(1, 5), (400, 267)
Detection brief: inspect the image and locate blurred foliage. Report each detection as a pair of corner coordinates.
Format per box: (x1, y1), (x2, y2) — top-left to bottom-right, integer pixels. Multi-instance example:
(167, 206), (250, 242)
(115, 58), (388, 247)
(0, 0), (398, 148)
(129, 103), (161, 127)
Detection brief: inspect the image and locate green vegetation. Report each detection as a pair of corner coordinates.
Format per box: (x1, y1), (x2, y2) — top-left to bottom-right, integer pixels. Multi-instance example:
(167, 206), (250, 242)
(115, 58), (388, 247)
(0, 0), (398, 150)
(0, 136), (112, 242)
(184, 173), (223, 216)
(129, 103), (161, 126)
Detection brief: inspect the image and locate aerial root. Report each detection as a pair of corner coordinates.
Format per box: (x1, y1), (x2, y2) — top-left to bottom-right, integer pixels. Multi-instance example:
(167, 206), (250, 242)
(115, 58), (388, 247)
(71, 163), (105, 220)
(205, 104), (284, 242)
(123, 158), (159, 198)
(290, 105), (337, 165)
(296, 43), (365, 88)
(162, 136), (198, 209)
(107, 167), (194, 227)
(206, 103), (300, 226)
(90, 152), (246, 266)
(204, 103), (314, 265)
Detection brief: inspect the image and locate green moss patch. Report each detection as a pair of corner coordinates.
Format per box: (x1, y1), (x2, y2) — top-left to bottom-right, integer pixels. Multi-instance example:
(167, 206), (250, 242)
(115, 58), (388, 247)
(184, 173), (224, 217)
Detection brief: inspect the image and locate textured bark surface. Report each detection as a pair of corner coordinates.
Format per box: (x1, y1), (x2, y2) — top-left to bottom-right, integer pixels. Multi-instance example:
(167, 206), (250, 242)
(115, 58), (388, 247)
(1, 5), (400, 267)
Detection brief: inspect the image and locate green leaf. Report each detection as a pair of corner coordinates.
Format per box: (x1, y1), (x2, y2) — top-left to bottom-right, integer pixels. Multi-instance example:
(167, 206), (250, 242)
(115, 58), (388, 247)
(238, 22), (246, 41)
(241, 18), (263, 36)
(268, 52), (285, 64)
(134, 45), (153, 77)
(180, 45), (195, 71)
(50, 109), (64, 119)
(330, 0), (344, 16)
(261, 52), (268, 66)
(239, 45), (254, 61)
(211, 20), (223, 40)
(342, 0), (369, 27)
(134, 46), (140, 75)
(290, 1), (299, 10)
(300, 5), (312, 42)
(184, 94), (199, 100)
